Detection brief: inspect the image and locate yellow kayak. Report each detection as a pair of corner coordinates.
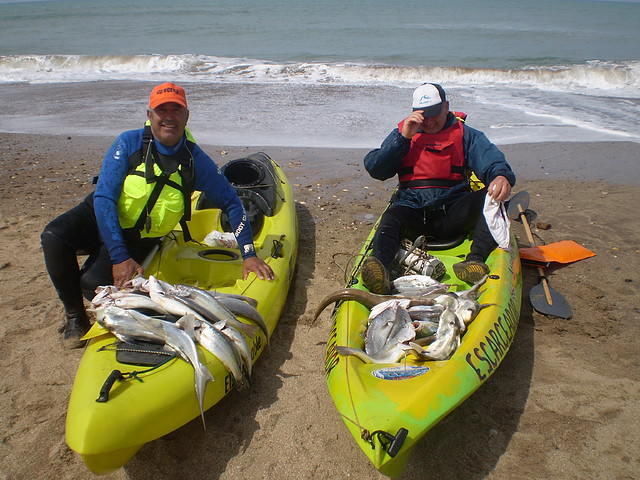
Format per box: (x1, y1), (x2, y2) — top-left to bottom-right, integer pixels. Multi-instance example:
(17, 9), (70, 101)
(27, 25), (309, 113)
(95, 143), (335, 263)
(324, 215), (522, 477)
(66, 153), (298, 474)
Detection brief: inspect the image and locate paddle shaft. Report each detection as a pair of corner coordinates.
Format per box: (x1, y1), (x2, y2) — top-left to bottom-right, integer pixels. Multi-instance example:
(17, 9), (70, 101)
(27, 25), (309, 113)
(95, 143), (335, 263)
(517, 205), (553, 305)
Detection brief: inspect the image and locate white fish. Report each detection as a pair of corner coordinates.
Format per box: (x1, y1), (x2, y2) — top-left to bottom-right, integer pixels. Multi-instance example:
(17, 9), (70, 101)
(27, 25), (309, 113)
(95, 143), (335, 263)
(95, 306), (214, 428)
(214, 321), (253, 377)
(215, 296), (269, 343)
(412, 319), (439, 339)
(336, 299), (415, 364)
(183, 317), (249, 391)
(392, 275), (450, 296)
(112, 293), (170, 313)
(168, 284), (260, 338)
(207, 290), (259, 309)
(405, 307), (461, 361)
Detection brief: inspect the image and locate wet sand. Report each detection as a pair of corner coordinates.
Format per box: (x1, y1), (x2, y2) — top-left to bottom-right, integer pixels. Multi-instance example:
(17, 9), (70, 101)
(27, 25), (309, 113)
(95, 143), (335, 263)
(0, 133), (638, 479)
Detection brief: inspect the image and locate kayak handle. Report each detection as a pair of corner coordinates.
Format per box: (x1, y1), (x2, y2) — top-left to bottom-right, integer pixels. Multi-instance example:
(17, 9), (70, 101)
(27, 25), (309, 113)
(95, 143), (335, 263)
(96, 369), (124, 403)
(271, 234), (285, 258)
(369, 428), (409, 458)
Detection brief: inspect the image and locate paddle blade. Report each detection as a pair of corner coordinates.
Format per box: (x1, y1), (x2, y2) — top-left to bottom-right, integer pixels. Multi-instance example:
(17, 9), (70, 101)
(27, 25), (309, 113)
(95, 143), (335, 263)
(507, 191), (530, 220)
(530, 282), (572, 319)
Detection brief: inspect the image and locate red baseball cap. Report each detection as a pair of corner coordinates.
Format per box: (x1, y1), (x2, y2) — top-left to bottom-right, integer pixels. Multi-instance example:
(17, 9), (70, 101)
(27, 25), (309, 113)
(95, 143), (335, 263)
(149, 82), (188, 109)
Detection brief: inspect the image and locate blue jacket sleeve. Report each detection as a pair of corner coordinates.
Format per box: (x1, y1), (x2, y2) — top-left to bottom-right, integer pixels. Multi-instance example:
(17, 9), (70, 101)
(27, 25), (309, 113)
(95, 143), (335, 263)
(463, 125), (516, 187)
(363, 129), (411, 180)
(93, 132), (138, 264)
(191, 146), (257, 259)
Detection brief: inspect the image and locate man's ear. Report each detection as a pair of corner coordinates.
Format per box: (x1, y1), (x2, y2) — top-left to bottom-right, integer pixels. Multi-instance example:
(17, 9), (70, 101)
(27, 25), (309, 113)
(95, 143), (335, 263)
(147, 109), (152, 120)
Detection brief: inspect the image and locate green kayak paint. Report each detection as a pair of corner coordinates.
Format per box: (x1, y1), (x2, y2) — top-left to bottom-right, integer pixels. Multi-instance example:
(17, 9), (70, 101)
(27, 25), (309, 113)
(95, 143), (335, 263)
(324, 217), (522, 477)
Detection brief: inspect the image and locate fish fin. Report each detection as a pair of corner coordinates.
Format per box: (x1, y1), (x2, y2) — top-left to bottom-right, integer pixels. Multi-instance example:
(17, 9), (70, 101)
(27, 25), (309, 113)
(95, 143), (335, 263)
(335, 346), (375, 364)
(176, 313), (197, 338)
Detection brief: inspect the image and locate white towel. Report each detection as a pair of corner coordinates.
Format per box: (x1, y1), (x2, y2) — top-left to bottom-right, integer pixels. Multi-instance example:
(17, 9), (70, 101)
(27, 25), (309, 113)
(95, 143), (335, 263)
(483, 195), (510, 250)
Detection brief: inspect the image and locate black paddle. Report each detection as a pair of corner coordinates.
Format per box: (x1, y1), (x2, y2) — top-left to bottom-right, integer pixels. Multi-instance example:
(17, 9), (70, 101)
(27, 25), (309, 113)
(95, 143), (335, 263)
(508, 191), (572, 319)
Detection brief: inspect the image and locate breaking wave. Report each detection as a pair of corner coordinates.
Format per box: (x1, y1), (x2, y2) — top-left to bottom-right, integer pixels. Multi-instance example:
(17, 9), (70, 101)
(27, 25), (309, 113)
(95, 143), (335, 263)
(1, 54), (638, 97)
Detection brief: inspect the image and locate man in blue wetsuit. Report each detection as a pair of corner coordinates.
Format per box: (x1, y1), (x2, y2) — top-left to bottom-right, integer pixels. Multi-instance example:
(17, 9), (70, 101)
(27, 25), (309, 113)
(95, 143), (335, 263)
(41, 82), (274, 348)
(361, 83), (515, 294)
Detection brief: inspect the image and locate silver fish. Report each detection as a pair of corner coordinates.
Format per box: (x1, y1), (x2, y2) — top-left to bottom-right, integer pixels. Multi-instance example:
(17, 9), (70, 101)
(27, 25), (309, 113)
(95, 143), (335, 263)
(455, 274), (489, 301)
(214, 321), (253, 377)
(392, 275), (451, 296)
(208, 290), (259, 309)
(94, 305), (165, 345)
(407, 304), (445, 321)
(112, 293), (170, 314)
(412, 319), (439, 338)
(146, 276), (225, 331)
(181, 316), (249, 391)
(405, 306), (460, 361)
(336, 299), (415, 364)
(168, 284), (260, 338)
(215, 296), (269, 343)
(95, 306), (214, 428)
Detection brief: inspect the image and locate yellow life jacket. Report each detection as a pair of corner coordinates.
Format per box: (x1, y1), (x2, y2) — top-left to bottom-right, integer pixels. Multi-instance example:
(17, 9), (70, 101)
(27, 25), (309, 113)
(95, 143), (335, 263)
(117, 125), (196, 238)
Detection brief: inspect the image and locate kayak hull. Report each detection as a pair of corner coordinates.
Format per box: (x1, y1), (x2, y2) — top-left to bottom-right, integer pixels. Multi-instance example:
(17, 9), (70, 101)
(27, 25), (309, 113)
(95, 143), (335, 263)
(66, 154), (298, 474)
(325, 218), (522, 477)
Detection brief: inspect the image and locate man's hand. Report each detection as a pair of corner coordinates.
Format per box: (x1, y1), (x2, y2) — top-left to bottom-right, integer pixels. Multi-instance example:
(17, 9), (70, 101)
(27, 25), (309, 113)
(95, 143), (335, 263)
(112, 258), (143, 289)
(401, 111), (425, 139)
(487, 175), (512, 202)
(242, 256), (275, 281)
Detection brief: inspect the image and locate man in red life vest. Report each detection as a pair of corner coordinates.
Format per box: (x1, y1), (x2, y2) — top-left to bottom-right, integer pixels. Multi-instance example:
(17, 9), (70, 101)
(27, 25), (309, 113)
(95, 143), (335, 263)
(361, 83), (515, 293)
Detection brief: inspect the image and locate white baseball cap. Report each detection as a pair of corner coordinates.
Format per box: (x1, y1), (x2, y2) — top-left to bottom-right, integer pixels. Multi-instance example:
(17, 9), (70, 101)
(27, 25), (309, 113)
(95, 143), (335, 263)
(412, 83), (446, 117)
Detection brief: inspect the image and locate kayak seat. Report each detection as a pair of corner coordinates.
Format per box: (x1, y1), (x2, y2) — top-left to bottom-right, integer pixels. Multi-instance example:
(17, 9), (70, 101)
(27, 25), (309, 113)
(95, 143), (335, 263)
(195, 153), (279, 238)
(424, 233), (467, 251)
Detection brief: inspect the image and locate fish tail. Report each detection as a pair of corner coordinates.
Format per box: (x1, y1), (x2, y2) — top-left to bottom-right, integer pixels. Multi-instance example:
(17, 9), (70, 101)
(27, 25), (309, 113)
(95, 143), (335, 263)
(195, 365), (215, 430)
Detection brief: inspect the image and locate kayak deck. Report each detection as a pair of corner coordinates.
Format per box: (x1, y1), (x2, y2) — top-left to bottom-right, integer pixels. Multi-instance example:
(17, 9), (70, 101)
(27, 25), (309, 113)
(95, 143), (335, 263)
(325, 227), (522, 476)
(66, 155), (298, 474)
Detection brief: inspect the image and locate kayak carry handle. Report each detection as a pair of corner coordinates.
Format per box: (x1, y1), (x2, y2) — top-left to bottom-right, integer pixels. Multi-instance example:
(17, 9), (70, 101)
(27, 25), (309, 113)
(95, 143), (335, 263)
(96, 369), (124, 403)
(371, 427), (409, 458)
(271, 234), (285, 258)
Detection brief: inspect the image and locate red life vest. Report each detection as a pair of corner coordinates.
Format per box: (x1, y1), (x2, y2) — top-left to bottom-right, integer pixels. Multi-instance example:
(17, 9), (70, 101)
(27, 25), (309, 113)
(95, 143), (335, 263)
(397, 111), (468, 189)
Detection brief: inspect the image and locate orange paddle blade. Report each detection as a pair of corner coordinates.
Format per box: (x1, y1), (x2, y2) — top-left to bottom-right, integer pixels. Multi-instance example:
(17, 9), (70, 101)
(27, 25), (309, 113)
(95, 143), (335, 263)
(519, 240), (595, 264)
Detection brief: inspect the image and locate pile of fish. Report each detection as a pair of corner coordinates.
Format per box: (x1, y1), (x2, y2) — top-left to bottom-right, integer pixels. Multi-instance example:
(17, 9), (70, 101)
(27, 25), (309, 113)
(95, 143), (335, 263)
(90, 275), (266, 426)
(315, 274), (493, 364)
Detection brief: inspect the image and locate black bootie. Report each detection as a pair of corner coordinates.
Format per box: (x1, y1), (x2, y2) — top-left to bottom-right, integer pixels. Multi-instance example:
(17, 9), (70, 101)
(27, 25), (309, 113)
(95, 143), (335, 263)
(62, 308), (90, 349)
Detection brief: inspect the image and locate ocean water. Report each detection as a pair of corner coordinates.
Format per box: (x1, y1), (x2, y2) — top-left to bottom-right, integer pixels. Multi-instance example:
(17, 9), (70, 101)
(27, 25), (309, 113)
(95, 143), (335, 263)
(1, 0), (639, 148)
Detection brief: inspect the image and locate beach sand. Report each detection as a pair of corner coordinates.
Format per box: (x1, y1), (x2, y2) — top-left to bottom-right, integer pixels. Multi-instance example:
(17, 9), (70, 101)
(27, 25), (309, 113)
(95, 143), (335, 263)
(1, 133), (638, 479)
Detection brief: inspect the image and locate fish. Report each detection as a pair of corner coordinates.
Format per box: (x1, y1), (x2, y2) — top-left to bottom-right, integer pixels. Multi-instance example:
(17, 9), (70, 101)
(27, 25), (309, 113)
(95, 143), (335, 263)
(412, 319), (439, 339)
(407, 304), (445, 321)
(168, 283), (260, 338)
(112, 293), (171, 314)
(336, 299), (415, 364)
(455, 298), (496, 325)
(215, 296), (269, 343)
(455, 274), (489, 301)
(404, 306), (461, 361)
(208, 290), (259, 309)
(179, 316), (249, 391)
(94, 305), (166, 345)
(91, 285), (120, 306)
(392, 275), (451, 296)
(313, 288), (437, 323)
(95, 306), (214, 427)
(214, 321), (253, 377)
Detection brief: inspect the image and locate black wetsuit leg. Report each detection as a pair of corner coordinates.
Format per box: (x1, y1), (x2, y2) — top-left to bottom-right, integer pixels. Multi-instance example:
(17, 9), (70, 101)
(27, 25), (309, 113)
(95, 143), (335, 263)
(431, 188), (497, 259)
(373, 205), (424, 270)
(41, 195), (102, 311)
